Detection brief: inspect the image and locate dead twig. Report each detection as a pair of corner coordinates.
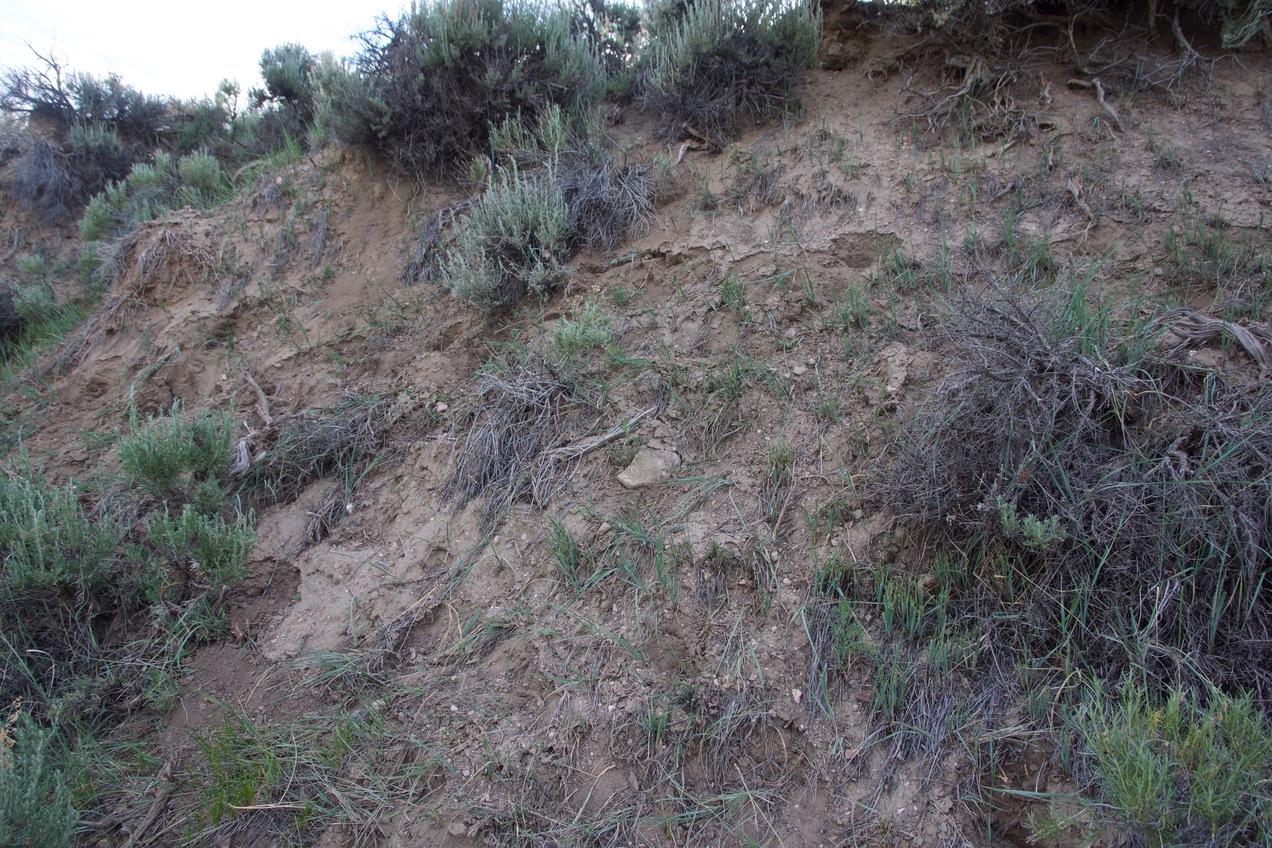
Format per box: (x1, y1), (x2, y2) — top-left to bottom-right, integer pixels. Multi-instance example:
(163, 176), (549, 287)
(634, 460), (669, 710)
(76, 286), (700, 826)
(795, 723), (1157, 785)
(1151, 308), (1272, 378)
(126, 345), (181, 395)
(1065, 77), (1127, 132)
(542, 406), (657, 463)
(122, 761), (173, 848)
(241, 368), (275, 428)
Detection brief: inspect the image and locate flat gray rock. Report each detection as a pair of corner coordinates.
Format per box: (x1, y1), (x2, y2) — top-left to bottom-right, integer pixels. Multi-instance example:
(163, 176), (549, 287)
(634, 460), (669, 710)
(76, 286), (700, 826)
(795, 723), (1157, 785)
(617, 447), (681, 489)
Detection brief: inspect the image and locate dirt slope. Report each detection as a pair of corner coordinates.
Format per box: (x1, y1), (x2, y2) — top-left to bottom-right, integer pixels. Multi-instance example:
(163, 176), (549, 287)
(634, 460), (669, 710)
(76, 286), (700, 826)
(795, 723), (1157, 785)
(5, 23), (1271, 848)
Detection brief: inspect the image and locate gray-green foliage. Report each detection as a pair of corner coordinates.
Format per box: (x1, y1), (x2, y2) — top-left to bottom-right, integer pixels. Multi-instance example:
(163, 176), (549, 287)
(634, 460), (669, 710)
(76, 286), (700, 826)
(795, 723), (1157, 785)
(443, 164), (570, 311)
(546, 299), (614, 362)
(145, 505), (255, 587)
(0, 408), (253, 721)
(78, 182), (127, 241)
(996, 496), (1064, 550)
(0, 476), (123, 594)
(251, 44), (318, 147)
(0, 712), (78, 848)
(118, 402), (235, 499)
(1078, 683), (1272, 844)
(176, 152), (229, 205)
(432, 104), (653, 309)
(79, 151), (232, 242)
(495, 103), (657, 248)
(321, 0), (604, 175)
(639, 0), (821, 146)
(255, 43), (315, 110)
(310, 54), (379, 151)
(12, 284), (59, 327)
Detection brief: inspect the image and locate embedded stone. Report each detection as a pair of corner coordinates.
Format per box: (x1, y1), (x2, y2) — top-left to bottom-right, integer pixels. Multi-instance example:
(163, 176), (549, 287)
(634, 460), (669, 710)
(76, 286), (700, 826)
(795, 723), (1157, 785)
(617, 447), (681, 489)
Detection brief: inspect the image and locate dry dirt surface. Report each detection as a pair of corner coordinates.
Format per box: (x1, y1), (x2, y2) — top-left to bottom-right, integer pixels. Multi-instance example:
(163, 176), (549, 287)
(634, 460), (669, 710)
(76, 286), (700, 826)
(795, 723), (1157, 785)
(3, 17), (1271, 848)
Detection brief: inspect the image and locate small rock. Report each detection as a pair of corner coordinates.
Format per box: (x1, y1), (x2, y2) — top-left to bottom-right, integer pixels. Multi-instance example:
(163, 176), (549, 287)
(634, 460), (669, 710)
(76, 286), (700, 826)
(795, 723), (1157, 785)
(617, 447), (681, 489)
(436, 402), (449, 413)
(793, 364), (807, 376)
(1153, 267), (1164, 277)
(448, 821), (468, 837)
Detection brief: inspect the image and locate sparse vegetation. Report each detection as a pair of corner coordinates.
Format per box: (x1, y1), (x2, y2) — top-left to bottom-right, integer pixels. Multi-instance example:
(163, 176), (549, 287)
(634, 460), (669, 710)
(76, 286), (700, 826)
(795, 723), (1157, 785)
(2, 4), (1272, 845)
(239, 394), (399, 543)
(443, 296), (648, 536)
(189, 708), (446, 843)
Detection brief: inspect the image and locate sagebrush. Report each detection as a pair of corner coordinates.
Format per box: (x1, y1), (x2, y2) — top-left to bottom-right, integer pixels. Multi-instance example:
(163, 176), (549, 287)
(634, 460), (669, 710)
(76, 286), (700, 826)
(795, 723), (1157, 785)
(638, 0), (821, 148)
(320, 0), (604, 175)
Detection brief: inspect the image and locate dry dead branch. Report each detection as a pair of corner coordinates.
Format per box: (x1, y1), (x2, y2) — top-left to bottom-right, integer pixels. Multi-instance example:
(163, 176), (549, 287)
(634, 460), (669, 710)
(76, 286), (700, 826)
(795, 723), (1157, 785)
(447, 360), (653, 533)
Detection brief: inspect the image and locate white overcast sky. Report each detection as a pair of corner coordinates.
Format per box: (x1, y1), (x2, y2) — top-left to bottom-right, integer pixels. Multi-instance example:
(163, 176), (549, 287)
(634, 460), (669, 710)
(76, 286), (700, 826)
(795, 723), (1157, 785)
(1, 0), (407, 101)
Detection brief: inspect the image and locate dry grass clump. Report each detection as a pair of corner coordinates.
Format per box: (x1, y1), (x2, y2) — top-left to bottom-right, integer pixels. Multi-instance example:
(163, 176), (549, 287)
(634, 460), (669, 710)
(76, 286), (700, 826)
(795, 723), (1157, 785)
(447, 305), (642, 533)
(557, 149), (657, 254)
(881, 279), (1272, 706)
(238, 395), (399, 543)
(445, 361), (581, 533)
(243, 395), (395, 507)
